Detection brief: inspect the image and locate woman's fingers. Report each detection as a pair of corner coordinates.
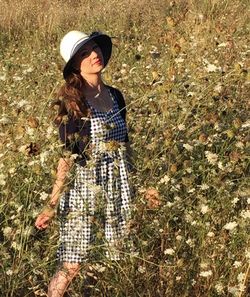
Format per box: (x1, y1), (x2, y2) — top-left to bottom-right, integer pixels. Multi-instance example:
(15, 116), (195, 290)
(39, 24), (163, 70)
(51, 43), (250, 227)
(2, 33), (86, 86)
(35, 214), (50, 230)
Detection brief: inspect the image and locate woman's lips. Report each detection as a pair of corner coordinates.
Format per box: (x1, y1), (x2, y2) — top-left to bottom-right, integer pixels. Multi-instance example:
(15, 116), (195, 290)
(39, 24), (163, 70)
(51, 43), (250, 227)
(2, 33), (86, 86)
(93, 59), (102, 65)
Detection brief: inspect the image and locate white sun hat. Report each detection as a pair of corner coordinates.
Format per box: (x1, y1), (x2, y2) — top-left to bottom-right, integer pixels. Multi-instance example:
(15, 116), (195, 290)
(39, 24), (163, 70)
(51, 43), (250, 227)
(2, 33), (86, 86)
(60, 30), (112, 79)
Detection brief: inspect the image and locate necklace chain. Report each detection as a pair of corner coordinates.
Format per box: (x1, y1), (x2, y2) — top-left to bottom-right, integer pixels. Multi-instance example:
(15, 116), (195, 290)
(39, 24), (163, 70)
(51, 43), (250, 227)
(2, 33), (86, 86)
(94, 92), (101, 98)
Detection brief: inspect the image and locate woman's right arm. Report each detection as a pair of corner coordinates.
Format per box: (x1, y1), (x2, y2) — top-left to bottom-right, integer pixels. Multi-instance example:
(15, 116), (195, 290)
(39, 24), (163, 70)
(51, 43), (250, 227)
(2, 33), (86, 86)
(49, 157), (73, 206)
(35, 157), (73, 230)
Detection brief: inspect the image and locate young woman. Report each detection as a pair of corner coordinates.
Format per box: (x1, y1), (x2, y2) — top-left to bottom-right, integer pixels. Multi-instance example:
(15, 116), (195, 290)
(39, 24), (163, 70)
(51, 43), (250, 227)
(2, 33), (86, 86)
(35, 31), (133, 297)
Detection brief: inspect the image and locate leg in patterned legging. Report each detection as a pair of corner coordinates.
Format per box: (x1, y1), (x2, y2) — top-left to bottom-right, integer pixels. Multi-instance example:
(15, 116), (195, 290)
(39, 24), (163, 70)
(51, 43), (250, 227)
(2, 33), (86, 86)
(48, 262), (80, 297)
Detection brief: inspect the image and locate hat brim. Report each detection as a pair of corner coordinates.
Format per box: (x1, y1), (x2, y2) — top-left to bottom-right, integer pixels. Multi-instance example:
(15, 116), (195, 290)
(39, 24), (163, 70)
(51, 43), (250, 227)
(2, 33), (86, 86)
(63, 33), (112, 79)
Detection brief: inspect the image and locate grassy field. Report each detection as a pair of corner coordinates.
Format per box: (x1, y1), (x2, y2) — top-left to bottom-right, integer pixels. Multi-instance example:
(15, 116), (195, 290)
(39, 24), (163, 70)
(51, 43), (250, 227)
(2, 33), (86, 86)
(0, 0), (249, 296)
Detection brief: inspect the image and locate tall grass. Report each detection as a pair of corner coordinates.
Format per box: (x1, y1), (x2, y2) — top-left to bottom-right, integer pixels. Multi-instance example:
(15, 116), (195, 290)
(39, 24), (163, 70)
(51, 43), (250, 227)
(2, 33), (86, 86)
(0, 0), (249, 296)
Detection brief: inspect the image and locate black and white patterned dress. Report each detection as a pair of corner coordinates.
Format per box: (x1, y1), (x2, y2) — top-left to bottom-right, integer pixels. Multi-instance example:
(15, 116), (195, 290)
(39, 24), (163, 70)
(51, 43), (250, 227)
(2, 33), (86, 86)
(57, 88), (132, 263)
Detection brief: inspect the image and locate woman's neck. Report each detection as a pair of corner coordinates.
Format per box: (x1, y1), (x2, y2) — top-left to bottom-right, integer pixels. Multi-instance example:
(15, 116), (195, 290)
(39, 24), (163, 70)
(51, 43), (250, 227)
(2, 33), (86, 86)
(82, 74), (105, 97)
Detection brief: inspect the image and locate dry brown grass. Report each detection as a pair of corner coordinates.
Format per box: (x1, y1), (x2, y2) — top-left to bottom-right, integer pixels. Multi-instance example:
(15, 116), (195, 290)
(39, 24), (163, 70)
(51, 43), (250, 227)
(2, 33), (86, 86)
(1, 0), (247, 41)
(0, 0), (249, 296)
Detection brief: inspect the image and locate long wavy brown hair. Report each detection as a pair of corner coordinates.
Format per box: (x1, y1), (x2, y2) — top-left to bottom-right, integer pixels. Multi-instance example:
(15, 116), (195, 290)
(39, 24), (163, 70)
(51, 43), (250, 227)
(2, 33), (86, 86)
(53, 72), (90, 125)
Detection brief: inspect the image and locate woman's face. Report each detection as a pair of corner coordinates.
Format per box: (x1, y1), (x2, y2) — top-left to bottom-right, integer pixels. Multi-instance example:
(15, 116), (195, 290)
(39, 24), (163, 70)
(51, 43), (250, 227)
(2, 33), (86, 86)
(73, 40), (104, 78)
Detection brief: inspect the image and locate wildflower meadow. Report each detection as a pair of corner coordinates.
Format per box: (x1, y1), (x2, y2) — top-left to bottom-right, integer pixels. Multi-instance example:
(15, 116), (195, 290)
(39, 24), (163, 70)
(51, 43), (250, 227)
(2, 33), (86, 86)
(0, 0), (249, 296)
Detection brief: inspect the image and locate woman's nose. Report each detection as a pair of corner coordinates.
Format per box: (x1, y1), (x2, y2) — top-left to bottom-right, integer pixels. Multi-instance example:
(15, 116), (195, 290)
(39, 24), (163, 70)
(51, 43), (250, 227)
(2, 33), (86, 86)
(90, 49), (98, 58)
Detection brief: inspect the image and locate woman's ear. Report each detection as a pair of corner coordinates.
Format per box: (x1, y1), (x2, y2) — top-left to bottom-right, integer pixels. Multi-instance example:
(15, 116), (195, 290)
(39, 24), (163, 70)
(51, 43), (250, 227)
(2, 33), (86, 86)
(70, 58), (81, 74)
(69, 65), (80, 75)
(72, 68), (80, 74)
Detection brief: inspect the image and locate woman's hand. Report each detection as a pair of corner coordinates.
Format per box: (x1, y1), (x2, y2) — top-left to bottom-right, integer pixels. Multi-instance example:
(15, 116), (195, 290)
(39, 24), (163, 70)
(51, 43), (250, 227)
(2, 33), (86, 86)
(35, 207), (55, 230)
